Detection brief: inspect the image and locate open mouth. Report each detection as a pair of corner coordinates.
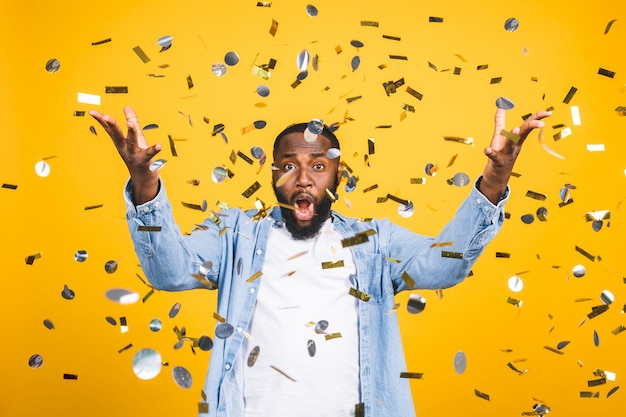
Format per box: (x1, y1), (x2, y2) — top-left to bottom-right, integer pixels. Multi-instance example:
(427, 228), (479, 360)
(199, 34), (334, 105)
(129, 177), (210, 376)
(293, 193), (315, 221)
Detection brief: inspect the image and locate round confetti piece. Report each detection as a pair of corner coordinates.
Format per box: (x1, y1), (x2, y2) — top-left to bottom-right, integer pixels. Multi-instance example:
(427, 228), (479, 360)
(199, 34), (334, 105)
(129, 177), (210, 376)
(169, 302), (181, 319)
(296, 49), (309, 72)
(215, 322), (234, 339)
(351, 56), (360, 71)
(43, 319), (55, 330)
(326, 148), (340, 159)
(104, 260), (118, 274)
(105, 288), (140, 305)
(74, 250), (88, 262)
(424, 163), (437, 176)
(451, 172), (470, 187)
(508, 275), (523, 292)
(158, 35), (172, 51)
(600, 289), (614, 305)
(132, 348), (162, 380)
(28, 354), (44, 369)
(149, 158), (167, 172)
(149, 318), (162, 332)
(453, 351), (467, 374)
(297, 70), (308, 81)
(504, 17), (519, 32)
(253, 120), (267, 129)
(211, 166), (228, 183)
(314, 320), (329, 334)
(307, 340), (316, 357)
(256, 85), (270, 97)
(306, 4), (318, 17)
(407, 294), (426, 314)
(350, 40), (364, 48)
(105, 316), (117, 326)
(35, 160), (50, 177)
(211, 62), (226, 76)
(398, 201), (414, 219)
(536, 207), (548, 221)
(572, 264), (586, 278)
(198, 335), (213, 351)
(495, 96), (515, 110)
(344, 176), (357, 193)
(521, 214), (535, 224)
(45, 58), (60, 73)
(224, 51), (240, 66)
(172, 366), (192, 389)
(247, 346), (260, 367)
(61, 284), (75, 300)
(198, 261), (213, 276)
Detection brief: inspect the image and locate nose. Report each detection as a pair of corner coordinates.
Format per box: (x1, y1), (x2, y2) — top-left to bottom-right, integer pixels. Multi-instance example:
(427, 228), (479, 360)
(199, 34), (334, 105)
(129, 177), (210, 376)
(295, 167), (313, 188)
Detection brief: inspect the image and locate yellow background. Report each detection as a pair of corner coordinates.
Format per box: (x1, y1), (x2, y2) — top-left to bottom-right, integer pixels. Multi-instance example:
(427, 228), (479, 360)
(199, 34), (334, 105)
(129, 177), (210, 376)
(2, 0), (625, 415)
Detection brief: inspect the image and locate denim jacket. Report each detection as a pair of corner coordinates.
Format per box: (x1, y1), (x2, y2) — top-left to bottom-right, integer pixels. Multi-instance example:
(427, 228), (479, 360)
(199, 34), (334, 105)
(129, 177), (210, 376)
(124, 176), (507, 417)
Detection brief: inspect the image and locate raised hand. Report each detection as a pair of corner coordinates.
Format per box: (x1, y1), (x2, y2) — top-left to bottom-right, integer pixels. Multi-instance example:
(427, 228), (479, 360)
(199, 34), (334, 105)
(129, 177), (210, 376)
(479, 107), (552, 204)
(89, 106), (162, 204)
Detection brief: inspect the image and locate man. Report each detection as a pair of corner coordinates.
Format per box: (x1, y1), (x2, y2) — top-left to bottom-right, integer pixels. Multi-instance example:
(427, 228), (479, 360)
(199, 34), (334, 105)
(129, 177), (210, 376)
(90, 105), (550, 417)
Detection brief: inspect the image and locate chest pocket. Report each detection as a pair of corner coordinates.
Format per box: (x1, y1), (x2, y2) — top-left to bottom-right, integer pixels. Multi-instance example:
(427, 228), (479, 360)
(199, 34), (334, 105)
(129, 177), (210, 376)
(354, 252), (394, 307)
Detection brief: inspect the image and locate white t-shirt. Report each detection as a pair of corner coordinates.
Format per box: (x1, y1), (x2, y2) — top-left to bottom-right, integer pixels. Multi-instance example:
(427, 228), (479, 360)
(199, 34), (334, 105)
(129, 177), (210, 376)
(242, 219), (360, 417)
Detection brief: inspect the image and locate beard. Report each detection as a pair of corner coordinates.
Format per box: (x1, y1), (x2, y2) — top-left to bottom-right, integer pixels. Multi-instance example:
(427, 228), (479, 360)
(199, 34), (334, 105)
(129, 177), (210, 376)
(273, 179), (338, 240)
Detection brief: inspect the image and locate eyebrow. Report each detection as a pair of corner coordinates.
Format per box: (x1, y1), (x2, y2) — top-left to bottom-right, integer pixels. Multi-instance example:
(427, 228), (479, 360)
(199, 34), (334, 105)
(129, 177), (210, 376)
(279, 151), (327, 159)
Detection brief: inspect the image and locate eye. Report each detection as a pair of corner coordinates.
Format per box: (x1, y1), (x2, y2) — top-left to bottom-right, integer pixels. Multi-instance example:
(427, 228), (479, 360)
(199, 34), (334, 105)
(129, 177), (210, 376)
(313, 163), (325, 170)
(284, 163), (296, 171)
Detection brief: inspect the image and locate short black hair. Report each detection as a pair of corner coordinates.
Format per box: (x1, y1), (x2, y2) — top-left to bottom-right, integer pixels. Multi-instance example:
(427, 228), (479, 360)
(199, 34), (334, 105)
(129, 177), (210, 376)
(272, 122), (340, 156)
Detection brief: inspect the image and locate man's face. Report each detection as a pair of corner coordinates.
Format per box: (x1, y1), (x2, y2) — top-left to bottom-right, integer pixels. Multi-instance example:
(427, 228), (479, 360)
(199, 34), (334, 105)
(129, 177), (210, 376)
(272, 132), (341, 239)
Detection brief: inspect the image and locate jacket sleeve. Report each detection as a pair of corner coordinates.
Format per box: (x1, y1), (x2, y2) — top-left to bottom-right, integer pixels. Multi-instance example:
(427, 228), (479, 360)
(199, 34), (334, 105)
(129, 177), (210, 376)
(124, 178), (223, 291)
(387, 176), (508, 293)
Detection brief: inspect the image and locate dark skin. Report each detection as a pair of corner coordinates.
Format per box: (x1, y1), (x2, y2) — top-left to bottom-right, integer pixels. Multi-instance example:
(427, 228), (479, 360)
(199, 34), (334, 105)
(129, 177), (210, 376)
(89, 106), (551, 207)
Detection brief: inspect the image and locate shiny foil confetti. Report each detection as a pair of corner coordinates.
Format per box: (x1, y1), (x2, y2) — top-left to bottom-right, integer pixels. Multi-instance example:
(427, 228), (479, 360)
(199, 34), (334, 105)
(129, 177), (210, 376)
(242, 181), (261, 198)
(322, 260), (344, 269)
(349, 287), (371, 302)
(400, 372), (424, 379)
(474, 389), (490, 401)
(132, 46), (150, 63)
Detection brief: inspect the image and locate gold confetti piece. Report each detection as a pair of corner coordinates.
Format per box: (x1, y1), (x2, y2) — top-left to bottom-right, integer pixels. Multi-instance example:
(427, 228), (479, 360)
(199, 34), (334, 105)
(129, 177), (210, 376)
(410, 178), (426, 184)
(507, 297), (523, 307)
(325, 188), (337, 201)
(242, 181), (261, 198)
(553, 127), (572, 141)
(191, 274), (218, 289)
(325, 332), (342, 340)
(389, 55), (408, 60)
(447, 154), (458, 168)
(198, 403), (209, 413)
(604, 19), (618, 34)
(63, 374), (78, 380)
(611, 325), (625, 335)
(400, 372), (424, 379)
(453, 67), (462, 75)
(25, 252), (41, 265)
(270, 365), (296, 382)
(341, 233), (370, 248)
(385, 257), (401, 264)
(355, 403), (365, 417)
(269, 19), (278, 37)
(362, 184), (378, 193)
(588, 378), (607, 387)
(585, 210), (610, 222)
(105, 86), (128, 94)
(579, 391), (600, 398)
(73, 111), (85, 116)
(77, 92), (100, 105)
(401, 271), (415, 288)
(142, 288), (155, 303)
(386, 193), (409, 205)
(543, 345), (565, 355)
(525, 190), (547, 201)
(361, 20), (379, 27)
(132, 46), (150, 63)
(402, 103), (415, 113)
(256, 1), (271, 6)
(575, 245), (596, 262)
(429, 16), (444, 23)
(507, 362), (528, 375)
(496, 252), (511, 258)
(322, 260), (344, 269)
(563, 86), (577, 104)
(186, 75), (194, 89)
(431, 242), (454, 249)
(476, 64), (488, 70)
(490, 77), (502, 84)
(346, 95), (362, 103)
(442, 251), (463, 259)
(286, 250), (308, 261)
(2, 183), (17, 190)
(444, 136), (474, 145)
(246, 271), (263, 283)
(212, 312), (226, 323)
(586, 144), (605, 152)
(598, 68), (616, 78)
(91, 38), (111, 45)
(349, 287), (371, 302)
(237, 151), (254, 165)
(588, 305), (609, 319)
(118, 343), (133, 354)
(383, 34), (401, 41)
(137, 226), (161, 232)
(474, 389), (490, 401)
(500, 129), (521, 144)
(182, 201), (207, 211)
(83, 204), (104, 211)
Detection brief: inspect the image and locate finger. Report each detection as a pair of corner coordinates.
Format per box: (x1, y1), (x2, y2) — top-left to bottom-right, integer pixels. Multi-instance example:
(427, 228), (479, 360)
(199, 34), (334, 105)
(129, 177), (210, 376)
(144, 144), (162, 161)
(89, 111), (127, 145)
(493, 108), (507, 137)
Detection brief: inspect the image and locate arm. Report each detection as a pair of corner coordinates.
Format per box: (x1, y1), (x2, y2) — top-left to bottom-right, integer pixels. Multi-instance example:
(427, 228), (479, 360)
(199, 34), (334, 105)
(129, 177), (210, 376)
(479, 107), (552, 204)
(89, 106), (162, 204)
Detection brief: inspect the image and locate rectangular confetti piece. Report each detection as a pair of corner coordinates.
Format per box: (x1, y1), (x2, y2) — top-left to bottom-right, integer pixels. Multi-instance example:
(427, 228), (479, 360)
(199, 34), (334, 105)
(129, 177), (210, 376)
(349, 287), (371, 302)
